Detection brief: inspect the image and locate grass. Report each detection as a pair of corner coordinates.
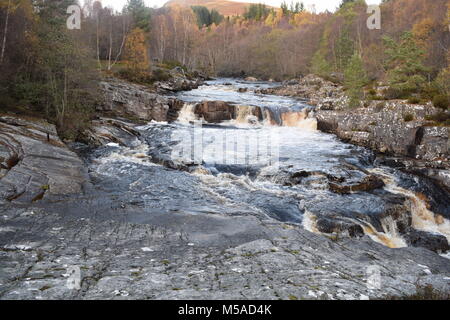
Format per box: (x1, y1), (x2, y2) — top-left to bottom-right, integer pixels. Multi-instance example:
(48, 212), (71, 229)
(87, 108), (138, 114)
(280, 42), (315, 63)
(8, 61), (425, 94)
(403, 113), (414, 122)
(386, 285), (450, 300)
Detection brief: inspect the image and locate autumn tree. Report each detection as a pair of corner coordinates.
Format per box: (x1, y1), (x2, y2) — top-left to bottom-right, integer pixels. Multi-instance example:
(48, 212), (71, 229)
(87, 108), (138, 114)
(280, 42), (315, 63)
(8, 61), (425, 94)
(0, 0), (98, 137)
(124, 27), (150, 80)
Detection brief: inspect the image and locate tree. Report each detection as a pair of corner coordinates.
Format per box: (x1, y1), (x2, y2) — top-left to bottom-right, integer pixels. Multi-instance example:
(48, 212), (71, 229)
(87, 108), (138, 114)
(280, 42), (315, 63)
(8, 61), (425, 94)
(383, 32), (429, 98)
(344, 52), (368, 107)
(125, 0), (152, 31)
(124, 27), (149, 75)
(191, 6), (223, 28)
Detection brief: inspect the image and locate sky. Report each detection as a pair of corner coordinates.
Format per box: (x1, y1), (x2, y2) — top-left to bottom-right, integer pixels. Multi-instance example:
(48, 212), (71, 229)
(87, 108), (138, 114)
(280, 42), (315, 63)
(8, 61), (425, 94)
(96, 0), (382, 13)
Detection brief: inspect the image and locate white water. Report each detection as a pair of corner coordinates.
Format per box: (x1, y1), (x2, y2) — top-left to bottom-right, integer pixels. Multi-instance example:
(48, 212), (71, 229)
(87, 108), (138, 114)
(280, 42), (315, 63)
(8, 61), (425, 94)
(371, 168), (450, 243)
(90, 78), (449, 252)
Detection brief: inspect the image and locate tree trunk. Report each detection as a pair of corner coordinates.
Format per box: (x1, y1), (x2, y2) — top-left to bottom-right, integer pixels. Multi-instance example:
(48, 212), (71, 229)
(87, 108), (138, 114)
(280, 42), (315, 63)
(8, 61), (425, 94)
(0, 0), (12, 65)
(96, 14), (102, 69)
(108, 22), (112, 70)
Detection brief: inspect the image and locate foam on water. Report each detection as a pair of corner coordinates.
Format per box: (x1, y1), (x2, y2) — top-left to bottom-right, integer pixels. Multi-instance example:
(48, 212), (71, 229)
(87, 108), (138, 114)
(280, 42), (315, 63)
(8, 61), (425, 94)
(370, 168), (450, 242)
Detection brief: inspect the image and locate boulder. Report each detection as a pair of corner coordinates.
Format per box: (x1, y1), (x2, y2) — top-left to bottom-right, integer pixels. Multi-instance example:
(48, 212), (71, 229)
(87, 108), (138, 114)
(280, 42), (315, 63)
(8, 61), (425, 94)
(100, 78), (184, 122)
(404, 229), (450, 253)
(0, 116), (88, 203)
(194, 101), (236, 123)
(329, 175), (385, 194)
(315, 101), (449, 163)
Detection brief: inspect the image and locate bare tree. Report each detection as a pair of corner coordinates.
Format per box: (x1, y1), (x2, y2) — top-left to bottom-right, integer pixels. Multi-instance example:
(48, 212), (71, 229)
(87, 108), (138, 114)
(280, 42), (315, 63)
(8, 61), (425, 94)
(0, 0), (12, 65)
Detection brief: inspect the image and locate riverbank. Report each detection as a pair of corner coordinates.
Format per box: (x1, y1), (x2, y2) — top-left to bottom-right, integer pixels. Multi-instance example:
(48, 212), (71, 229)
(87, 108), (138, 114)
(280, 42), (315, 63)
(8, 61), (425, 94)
(1, 77), (449, 300)
(257, 75), (450, 188)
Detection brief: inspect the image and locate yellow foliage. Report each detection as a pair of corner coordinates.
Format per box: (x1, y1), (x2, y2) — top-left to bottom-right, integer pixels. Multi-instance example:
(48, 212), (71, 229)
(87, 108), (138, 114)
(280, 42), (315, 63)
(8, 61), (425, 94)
(124, 28), (149, 72)
(290, 11), (315, 26)
(412, 18), (434, 48)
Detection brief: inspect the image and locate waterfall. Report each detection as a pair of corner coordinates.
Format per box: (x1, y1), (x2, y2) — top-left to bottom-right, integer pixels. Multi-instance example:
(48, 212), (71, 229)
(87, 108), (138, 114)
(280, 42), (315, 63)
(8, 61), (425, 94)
(370, 168), (450, 242)
(360, 218), (407, 248)
(280, 109), (318, 130)
(177, 103), (198, 123)
(234, 105), (261, 125)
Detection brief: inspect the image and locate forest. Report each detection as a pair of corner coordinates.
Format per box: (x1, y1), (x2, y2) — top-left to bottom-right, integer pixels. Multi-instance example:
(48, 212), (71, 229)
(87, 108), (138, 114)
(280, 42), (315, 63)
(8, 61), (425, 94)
(0, 0), (449, 136)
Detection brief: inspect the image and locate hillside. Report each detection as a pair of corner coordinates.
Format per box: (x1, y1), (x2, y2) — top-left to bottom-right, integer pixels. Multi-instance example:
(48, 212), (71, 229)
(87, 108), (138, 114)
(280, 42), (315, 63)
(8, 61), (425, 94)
(164, 0), (268, 16)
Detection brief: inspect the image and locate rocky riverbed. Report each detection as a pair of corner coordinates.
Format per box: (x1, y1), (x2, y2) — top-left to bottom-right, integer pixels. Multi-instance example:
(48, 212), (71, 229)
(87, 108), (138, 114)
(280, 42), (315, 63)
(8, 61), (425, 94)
(0, 77), (449, 300)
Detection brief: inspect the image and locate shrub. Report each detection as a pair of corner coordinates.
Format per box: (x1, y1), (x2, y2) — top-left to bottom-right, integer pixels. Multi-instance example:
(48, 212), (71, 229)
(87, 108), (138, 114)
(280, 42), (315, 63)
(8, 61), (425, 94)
(433, 95), (450, 110)
(407, 97), (421, 104)
(420, 83), (440, 101)
(161, 60), (187, 72)
(425, 112), (450, 123)
(151, 69), (171, 82)
(403, 113), (414, 122)
(386, 284), (450, 300)
(115, 68), (153, 84)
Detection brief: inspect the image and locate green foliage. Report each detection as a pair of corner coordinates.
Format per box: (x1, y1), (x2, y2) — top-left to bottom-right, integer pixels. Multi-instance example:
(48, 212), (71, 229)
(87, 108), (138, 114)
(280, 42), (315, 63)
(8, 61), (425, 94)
(433, 95), (450, 110)
(191, 6), (223, 27)
(115, 68), (152, 84)
(311, 51), (332, 78)
(244, 4), (270, 21)
(281, 1), (305, 15)
(161, 60), (188, 72)
(344, 53), (368, 107)
(151, 68), (170, 82)
(434, 68), (450, 96)
(425, 112), (450, 123)
(383, 32), (429, 98)
(125, 0), (153, 31)
(403, 113), (414, 122)
(407, 97), (421, 104)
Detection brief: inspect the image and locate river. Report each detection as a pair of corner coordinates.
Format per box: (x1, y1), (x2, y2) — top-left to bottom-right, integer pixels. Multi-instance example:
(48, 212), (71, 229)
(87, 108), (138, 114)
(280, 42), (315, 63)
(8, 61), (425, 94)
(79, 78), (450, 251)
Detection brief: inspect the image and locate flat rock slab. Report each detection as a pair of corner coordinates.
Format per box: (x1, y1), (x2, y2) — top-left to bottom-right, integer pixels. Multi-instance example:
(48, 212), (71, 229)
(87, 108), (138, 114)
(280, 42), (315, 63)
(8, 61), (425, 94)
(0, 203), (449, 300)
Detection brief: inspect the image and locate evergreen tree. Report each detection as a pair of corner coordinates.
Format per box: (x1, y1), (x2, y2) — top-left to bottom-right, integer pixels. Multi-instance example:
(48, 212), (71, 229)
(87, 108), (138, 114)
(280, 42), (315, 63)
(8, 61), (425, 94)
(125, 0), (152, 31)
(383, 32), (429, 98)
(344, 52), (368, 107)
(311, 50), (332, 78)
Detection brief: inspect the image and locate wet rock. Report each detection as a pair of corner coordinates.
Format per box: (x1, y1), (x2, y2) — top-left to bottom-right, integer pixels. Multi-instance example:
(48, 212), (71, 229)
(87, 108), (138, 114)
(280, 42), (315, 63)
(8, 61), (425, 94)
(314, 100), (449, 191)
(245, 77), (258, 82)
(404, 229), (450, 253)
(315, 216), (365, 238)
(80, 118), (141, 148)
(0, 116), (88, 203)
(238, 87), (248, 93)
(329, 175), (385, 194)
(194, 101), (236, 123)
(155, 72), (203, 93)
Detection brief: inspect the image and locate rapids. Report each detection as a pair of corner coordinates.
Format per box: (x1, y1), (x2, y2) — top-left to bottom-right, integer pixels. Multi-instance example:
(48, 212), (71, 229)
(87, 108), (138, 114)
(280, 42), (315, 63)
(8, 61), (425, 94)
(84, 79), (450, 251)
